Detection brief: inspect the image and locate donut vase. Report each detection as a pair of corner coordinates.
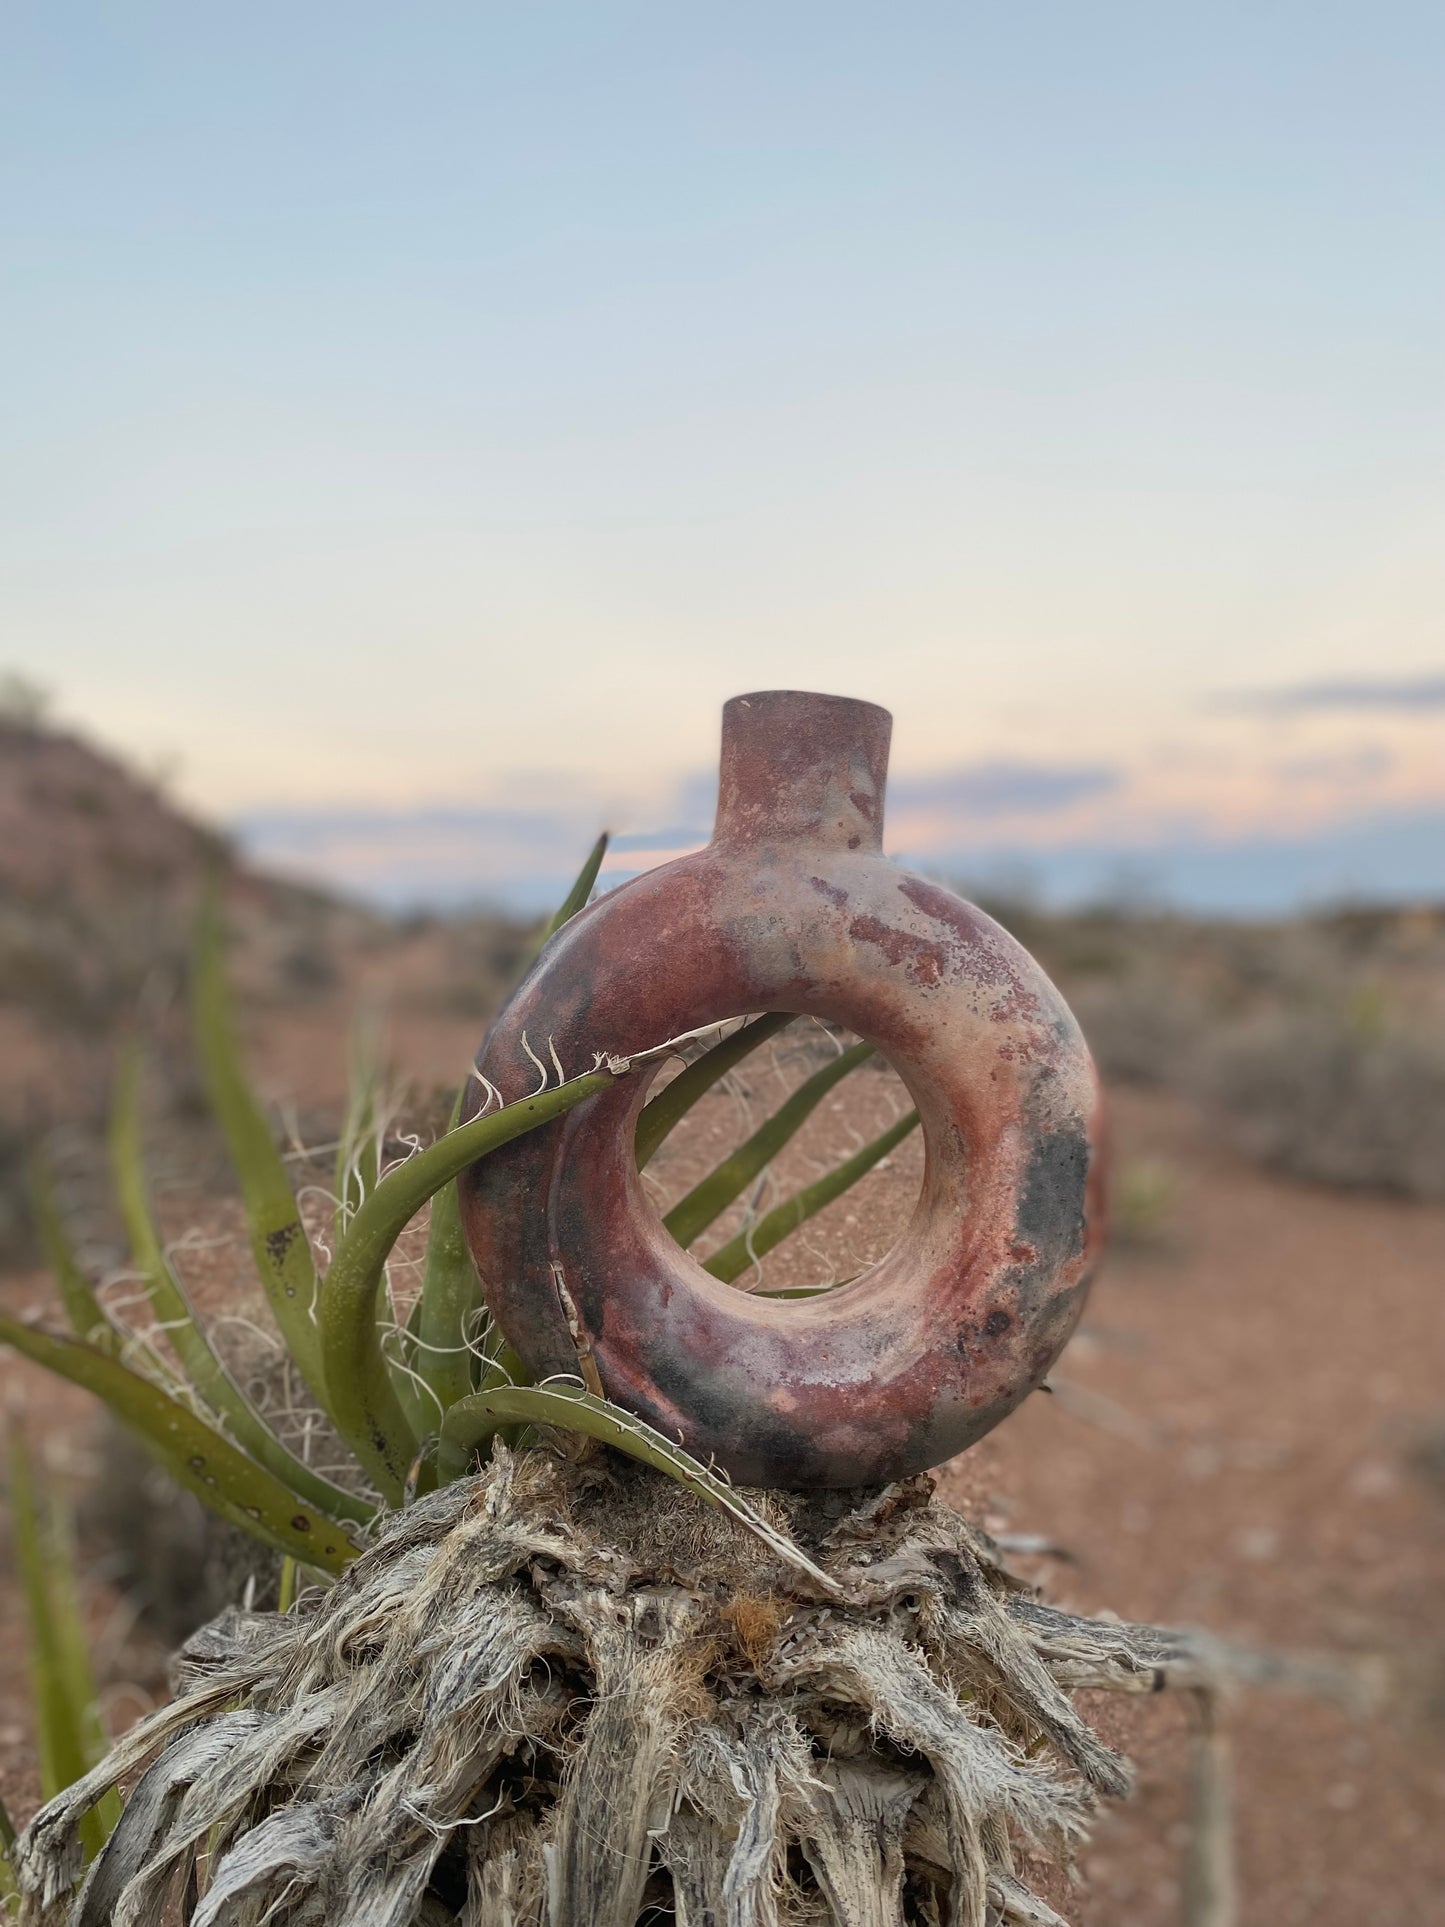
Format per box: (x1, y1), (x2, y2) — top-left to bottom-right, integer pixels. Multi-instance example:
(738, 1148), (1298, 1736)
(458, 690), (1106, 1488)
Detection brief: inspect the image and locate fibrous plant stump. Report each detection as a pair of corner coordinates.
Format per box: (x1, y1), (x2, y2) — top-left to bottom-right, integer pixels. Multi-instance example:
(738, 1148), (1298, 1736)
(15, 1439), (1277, 1927)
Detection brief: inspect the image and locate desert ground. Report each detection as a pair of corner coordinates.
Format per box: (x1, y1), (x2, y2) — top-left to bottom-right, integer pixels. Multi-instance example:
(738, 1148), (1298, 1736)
(2, 721), (1442, 1925)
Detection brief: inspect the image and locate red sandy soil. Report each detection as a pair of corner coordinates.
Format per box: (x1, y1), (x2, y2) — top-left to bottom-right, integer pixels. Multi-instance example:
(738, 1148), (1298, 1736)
(966, 1090), (1445, 1926)
(2, 930), (1443, 1925)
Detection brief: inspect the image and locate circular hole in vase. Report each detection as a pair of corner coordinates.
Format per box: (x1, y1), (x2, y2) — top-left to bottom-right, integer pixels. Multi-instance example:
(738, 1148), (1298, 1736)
(639, 1016), (925, 1300)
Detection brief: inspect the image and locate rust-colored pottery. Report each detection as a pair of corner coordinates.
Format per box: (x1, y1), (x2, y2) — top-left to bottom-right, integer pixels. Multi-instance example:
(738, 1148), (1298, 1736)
(459, 690), (1105, 1487)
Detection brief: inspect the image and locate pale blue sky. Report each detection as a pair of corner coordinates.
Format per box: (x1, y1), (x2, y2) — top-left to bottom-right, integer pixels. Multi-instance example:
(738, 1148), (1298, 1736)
(4, 5), (1443, 907)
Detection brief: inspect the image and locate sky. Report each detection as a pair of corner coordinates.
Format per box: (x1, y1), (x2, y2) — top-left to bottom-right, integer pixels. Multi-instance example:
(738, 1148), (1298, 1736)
(3, 4), (1443, 913)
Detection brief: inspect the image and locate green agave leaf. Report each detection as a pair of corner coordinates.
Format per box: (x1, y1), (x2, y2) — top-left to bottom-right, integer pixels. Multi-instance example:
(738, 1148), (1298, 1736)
(752, 1283), (843, 1299)
(192, 882), (328, 1408)
(401, 836), (608, 1429)
(385, 1288), (441, 1443)
(415, 1092), (482, 1416)
(538, 831), (609, 947)
(46, 1496), (122, 1849)
(8, 1430), (96, 1845)
(109, 1045), (371, 1527)
(663, 1039), (873, 1249)
(474, 1331), (526, 1394)
(334, 1015), (385, 1242)
(319, 1067), (622, 1501)
(28, 1148), (114, 1353)
(436, 1380), (842, 1598)
(634, 1011), (794, 1168)
(703, 1109), (921, 1285)
(0, 1798), (17, 1918)
(31, 1146), (190, 1404)
(0, 1319), (364, 1573)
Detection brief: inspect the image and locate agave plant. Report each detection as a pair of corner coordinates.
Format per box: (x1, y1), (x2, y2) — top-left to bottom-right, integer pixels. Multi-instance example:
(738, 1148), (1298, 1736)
(2, 834), (914, 1589)
(5, 845), (1361, 1927)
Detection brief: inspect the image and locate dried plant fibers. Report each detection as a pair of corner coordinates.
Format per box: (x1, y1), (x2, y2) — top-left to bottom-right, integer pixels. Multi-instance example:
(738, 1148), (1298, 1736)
(15, 1442), (1352, 1927)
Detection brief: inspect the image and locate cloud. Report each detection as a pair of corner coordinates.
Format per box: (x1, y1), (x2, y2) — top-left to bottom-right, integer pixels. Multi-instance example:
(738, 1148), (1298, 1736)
(890, 762), (1121, 817)
(608, 826), (710, 854)
(234, 803), (607, 914)
(906, 803), (1445, 917)
(606, 762), (1123, 845)
(231, 746), (1445, 920)
(1213, 675), (1445, 715)
(1274, 746), (1394, 783)
(231, 760), (1123, 912)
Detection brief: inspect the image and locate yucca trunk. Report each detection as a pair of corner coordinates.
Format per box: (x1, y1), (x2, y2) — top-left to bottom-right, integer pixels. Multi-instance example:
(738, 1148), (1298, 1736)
(13, 1441), (1324, 1927)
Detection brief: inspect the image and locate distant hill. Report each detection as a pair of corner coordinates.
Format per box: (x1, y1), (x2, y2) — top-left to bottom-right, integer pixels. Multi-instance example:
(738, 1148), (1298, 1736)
(0, 716), (225, 1031)
(0, 715), (380, 1258)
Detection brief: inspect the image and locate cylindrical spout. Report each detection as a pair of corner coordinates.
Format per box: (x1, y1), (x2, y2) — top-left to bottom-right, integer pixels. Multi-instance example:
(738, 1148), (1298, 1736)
(710, 690), (892, 852)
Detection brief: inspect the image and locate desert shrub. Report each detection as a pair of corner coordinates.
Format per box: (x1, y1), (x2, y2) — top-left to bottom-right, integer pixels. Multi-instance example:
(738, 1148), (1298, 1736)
(425, 912), (538, 1015)
(990, 901), (1445, 1205)
(1201, 1008), (1445, 1201)
(1108, 1157), (1180, 1250)
(1065, 971), (1208, 1088)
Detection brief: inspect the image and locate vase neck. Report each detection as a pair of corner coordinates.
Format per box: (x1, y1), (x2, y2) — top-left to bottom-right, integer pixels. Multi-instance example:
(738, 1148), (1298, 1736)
(711, 691), (892, 852)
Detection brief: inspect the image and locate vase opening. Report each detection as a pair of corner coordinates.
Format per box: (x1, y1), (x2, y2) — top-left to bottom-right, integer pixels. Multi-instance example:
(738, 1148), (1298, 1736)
(642, 1019), (924, 1301)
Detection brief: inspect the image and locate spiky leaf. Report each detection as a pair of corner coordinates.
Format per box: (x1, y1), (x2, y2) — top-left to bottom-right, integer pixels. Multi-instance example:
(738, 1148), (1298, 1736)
(27, 1150), (113, 1353)
(9, 1433), (90, 1819)
(539, 831), (609, 946)
(319, 1068), (622, 1500)
(6, 1433), (120, 1859)
(0, 1795), (17, 1918)
(45, 1498), (123, 1849)
(0, 1319), (365, 1572)
(109, 1045), (370, 1526)
(192, 882), (328, 1406)
(703, 1110), (921, 1284)
(663, 1040), (873, 1248)
(634, 1012), (794, 1167)
(334, 1015), (384, 1241)
(415, 1093), (483, 1416)
(386, 1288), (443, 1442)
